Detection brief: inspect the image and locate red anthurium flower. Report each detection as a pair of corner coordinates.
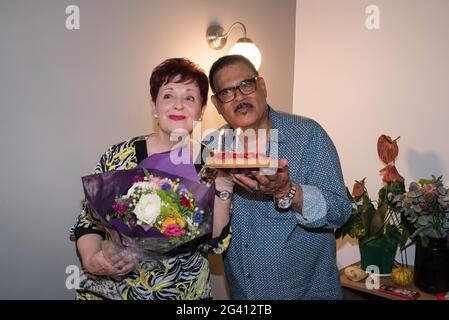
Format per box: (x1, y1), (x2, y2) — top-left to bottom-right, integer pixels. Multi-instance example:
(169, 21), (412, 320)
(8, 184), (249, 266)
(352, 178), (367, 199)
(377, 135), (400, 165)
(379, 165), (404, 183)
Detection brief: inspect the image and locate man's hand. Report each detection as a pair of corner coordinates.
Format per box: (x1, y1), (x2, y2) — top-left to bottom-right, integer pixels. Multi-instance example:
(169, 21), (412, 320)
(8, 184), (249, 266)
(232, 159), (292, 198)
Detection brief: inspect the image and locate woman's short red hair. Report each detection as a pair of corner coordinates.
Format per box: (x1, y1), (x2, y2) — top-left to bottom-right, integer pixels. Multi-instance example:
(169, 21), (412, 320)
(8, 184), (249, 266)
(150, 58), (209, 106)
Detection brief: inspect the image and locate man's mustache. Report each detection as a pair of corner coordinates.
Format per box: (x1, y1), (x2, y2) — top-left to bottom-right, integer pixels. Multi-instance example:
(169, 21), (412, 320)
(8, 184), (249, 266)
(235, 102), (253, 112)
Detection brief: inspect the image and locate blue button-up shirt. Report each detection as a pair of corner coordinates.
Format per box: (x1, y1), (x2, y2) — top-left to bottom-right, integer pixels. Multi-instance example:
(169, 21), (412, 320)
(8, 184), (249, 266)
(210, 107), (351, 299)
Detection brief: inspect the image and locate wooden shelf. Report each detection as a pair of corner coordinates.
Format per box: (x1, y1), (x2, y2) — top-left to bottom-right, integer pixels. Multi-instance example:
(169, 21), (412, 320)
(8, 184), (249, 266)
(340, 262), (438, 300)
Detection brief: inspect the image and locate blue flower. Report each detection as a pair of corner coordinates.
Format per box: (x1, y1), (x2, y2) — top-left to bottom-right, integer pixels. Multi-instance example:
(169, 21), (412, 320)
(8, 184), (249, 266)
(193, 210), (203, 224)
(161, 182), (171, 190)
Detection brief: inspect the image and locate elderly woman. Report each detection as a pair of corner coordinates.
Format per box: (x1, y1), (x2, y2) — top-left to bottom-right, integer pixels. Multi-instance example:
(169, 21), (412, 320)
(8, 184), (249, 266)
(70, 58), (233, 300)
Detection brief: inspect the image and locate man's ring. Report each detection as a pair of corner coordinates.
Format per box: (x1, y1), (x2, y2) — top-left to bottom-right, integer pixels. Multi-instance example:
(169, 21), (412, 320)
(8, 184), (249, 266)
(254, 181), (261, 192)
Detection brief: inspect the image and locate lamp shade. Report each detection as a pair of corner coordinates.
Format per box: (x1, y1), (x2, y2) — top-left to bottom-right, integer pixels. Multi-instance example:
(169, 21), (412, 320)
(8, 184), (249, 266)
(228, 38), (262, 70)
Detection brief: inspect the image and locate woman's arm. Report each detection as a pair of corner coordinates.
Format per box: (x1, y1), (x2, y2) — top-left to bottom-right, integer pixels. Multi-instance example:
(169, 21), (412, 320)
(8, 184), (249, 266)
(77, 234), (135, 277)
(211, 170), (234, 238)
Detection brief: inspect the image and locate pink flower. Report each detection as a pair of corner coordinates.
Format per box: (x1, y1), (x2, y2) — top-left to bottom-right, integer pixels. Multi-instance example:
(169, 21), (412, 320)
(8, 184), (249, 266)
(113, 202), (126, 216)
(149, 176), (165, 187)
(162, 224), (185, 238)
(133, 175), (145, 183)
(113, 199), (133, 216)
(420, 203), (429, 210)
(423, 184), (435, 193)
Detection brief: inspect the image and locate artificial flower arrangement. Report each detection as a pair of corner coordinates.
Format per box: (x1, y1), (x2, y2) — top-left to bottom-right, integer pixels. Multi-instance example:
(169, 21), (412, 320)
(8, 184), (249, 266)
(82, 166), (215, 256)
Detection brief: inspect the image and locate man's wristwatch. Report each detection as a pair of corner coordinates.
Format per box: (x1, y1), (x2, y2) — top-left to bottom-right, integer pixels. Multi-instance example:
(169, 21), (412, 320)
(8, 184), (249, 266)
(216, 189), (232, 201)
(275, 183), (297, 209)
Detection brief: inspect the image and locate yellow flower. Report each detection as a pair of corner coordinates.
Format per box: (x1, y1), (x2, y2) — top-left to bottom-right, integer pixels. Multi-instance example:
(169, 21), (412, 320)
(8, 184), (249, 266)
(161, 216), (185, 232)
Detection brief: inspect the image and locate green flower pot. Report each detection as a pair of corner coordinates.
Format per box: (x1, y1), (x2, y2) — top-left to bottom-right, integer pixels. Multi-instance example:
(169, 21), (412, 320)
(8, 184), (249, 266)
(360, 238), (398, 276)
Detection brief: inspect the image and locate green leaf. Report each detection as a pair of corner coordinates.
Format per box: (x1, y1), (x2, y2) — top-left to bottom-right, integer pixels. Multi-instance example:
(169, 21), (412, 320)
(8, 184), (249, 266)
(361, 205), (376, 237)
(378, 188), (387, 203)
(362, 194), (372, 205)
(389, 227), (402, 245)
(390, 181), (406, 195)
(142, 167), (151, 179)
(417, 215), (428, 226)
(418, 233), (430, 247)
(156, 189), (175, 206)
(419, 178), (433, 185)
(369, 204), (387, 236)
(409, 226), (429, 240)
(335, 211), (357, 239)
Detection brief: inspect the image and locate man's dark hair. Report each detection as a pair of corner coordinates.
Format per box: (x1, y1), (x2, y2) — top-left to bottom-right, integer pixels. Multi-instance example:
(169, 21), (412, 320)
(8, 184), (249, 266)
(209, 55), (259, 93)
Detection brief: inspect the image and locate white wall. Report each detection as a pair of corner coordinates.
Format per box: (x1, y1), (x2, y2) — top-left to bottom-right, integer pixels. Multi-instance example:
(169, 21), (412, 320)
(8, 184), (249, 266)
(0, 0), (296, 299)
(294, 0), (449, 269)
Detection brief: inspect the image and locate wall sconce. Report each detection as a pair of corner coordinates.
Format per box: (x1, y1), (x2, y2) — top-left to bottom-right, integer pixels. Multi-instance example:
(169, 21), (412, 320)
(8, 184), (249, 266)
(206, 22), (262, 70)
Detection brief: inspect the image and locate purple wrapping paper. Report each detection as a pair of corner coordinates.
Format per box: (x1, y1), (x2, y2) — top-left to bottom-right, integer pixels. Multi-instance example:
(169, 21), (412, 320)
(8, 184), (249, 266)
(137, 148), (200, 183)
(81, 163), (215, 253)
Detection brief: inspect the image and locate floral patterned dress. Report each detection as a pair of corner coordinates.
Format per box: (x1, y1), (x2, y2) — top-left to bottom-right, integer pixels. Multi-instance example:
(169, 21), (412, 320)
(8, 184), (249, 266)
(70, 135), (231, 300)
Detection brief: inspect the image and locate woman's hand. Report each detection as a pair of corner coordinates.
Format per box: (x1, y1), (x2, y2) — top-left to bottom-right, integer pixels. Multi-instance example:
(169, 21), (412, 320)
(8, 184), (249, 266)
(83, 240), (137, 277)
(215, 169), (235, 192)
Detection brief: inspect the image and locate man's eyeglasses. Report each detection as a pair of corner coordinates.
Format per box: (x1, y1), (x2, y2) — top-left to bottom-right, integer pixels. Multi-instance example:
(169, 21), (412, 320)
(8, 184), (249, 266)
(214, 77), (260, 103)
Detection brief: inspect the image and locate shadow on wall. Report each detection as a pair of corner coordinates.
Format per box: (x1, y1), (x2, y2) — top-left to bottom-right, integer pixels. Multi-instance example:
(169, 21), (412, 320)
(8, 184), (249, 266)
(406, 149), (444, 180)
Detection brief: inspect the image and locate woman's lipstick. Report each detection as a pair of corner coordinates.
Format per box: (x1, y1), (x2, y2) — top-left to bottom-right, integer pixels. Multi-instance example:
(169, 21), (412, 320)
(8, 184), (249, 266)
(168, 115), (187, 121)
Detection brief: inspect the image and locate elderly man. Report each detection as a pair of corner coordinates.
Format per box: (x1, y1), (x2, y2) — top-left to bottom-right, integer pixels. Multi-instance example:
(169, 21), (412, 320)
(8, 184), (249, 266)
(208, 55), (351, 299)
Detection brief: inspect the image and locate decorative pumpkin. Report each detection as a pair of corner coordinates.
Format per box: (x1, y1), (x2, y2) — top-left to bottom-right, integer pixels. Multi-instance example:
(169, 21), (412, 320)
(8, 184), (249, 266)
(391, 267), (414, 286)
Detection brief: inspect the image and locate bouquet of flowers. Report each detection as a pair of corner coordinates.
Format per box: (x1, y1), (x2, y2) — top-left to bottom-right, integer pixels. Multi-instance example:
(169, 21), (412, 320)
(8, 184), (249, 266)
(82, 166), (215, 258)
(109, 169), (205, 244)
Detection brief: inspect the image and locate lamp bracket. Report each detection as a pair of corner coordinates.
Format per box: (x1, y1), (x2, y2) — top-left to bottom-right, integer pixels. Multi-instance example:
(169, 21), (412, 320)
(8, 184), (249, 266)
(206, 22), (248, 50)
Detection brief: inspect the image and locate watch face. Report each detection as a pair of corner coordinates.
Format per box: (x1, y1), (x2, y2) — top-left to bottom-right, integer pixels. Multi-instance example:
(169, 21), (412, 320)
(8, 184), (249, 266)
(218, 190), (231, 200)
(277, 197), (293, 209)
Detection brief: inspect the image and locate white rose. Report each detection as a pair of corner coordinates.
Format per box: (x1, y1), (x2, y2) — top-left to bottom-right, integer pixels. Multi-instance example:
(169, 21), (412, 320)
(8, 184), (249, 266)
(133, 193), (161, 225)
(126, 181), (157, 197)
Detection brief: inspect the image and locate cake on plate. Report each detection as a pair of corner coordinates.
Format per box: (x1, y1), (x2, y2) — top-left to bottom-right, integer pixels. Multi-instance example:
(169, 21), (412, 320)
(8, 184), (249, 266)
(205, 151), (276, 168)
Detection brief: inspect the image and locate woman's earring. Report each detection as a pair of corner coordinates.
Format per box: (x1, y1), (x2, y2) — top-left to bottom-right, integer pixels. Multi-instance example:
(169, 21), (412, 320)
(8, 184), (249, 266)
(153, 114), (158, 119)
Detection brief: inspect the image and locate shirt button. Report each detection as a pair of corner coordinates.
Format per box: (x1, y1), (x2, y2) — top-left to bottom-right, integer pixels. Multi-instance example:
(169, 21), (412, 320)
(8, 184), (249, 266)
(247, 274), (251, 278)
(244, 244), (249, 248)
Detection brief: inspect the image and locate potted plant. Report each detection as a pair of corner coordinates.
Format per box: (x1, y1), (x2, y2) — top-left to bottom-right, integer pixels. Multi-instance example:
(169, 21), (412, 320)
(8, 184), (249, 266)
(335, 135), (407, 275)
(399, 175), (449, 292)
